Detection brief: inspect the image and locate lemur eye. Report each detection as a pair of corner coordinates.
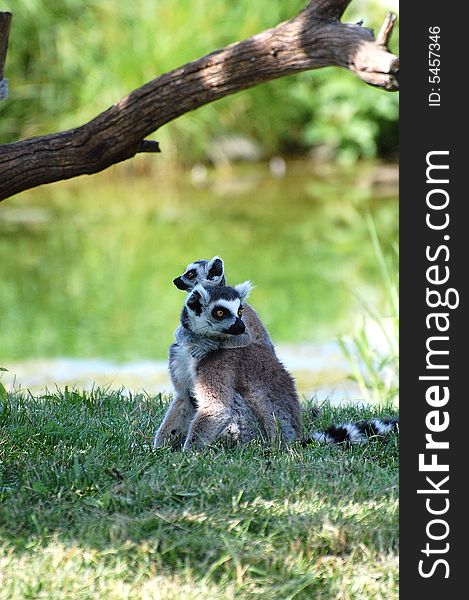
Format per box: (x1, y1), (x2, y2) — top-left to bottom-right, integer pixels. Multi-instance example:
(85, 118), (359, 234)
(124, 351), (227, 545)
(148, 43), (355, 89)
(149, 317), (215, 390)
(212, 307), (226, 319)
(186, 270), (196, 280)
(237, 308), (243, 318)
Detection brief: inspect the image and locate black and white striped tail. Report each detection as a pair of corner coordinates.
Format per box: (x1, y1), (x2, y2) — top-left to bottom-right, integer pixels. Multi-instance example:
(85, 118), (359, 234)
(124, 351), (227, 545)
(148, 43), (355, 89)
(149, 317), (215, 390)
(306, 417), (399, 445)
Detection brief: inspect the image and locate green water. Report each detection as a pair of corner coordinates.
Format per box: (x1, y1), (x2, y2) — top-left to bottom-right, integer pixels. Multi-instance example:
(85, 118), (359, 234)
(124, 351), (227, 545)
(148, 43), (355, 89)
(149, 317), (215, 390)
(0, 161), (397, 361)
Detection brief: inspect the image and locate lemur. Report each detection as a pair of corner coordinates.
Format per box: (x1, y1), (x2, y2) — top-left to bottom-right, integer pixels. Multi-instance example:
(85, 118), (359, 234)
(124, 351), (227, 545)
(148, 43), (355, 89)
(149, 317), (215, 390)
(161, 256), (256, 446)
(162, 256), (276, 447)
(154, 257), (398, 449)
(172, 256), (275, 358)
(153, 282), (301, 450)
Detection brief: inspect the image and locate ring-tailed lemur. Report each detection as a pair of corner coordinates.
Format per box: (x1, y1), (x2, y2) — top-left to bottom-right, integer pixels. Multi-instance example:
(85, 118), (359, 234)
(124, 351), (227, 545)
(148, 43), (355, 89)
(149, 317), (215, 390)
(172, 256), (275, 358)
(153, 282), (301, 451)
(163, 256), (275, 448)
(155, 258), (398, 449)
(304, 415), (399, 445)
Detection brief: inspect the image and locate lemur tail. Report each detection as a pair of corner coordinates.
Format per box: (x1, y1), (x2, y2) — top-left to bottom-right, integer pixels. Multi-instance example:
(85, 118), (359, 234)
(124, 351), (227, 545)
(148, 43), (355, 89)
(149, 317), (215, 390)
(302, 416), (399, 446)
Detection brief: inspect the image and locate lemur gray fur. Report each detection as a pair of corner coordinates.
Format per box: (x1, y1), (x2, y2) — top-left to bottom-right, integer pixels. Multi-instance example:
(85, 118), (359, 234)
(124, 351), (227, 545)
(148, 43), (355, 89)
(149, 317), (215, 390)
(153, 282), (301, 451)
(172, 256), (275, 358)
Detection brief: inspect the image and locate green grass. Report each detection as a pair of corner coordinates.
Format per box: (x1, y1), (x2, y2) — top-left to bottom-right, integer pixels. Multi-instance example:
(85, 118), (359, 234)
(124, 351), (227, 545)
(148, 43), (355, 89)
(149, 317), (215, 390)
(0, 389), (398, 599)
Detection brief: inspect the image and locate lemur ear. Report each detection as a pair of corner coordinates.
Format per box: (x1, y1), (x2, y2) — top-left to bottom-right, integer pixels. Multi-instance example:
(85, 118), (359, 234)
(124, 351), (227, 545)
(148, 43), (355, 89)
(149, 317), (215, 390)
(234, 280), (253, 301)
(186, 285), (209, 315)
(207, 256), (224, 281)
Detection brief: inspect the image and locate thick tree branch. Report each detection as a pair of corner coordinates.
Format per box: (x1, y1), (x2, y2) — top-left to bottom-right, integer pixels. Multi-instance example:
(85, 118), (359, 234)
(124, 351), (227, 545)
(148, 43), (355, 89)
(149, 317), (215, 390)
(0, 0), (398, 201)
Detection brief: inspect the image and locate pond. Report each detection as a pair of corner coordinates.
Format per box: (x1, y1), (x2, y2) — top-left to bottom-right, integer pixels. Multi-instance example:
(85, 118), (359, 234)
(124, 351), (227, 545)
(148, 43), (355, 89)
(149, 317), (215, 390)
(0, 159), (398, 398)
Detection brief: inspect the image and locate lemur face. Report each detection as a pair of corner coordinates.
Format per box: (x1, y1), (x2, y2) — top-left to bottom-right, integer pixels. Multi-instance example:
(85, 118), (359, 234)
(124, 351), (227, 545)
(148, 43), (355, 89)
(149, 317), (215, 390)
(173, 256), (225, 291)
(183, 282), (252, 339)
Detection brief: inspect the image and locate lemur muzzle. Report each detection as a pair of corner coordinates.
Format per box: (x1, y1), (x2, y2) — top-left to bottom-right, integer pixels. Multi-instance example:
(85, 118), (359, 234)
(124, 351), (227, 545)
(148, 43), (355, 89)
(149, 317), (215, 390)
(173, 277), (189, 291)
(226, 318), (246, 335)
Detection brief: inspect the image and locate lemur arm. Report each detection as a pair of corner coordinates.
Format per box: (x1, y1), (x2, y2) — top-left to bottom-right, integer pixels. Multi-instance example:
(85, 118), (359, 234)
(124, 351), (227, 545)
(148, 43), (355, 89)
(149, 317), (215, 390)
(174, 326), (252, 359)
(174, 326), (219, 358)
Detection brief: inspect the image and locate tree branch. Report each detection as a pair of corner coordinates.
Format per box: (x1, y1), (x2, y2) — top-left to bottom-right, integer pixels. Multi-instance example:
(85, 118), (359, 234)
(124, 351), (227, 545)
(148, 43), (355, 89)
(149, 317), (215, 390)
(376, 12), (397, 47)
(0, 0), (398, 202)
(303, 0), (353, 19)
(0, 12), (12, 100)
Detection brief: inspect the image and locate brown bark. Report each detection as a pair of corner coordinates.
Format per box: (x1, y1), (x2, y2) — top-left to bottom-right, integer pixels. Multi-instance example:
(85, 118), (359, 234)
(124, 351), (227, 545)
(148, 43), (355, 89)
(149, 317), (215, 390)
(0, 0), (398, 202)
(0, 12), (12, 83)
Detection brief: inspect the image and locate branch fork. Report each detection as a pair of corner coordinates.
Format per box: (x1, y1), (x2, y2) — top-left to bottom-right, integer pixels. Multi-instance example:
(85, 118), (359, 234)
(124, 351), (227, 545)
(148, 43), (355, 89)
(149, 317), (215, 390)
(349, 12), (399, 90)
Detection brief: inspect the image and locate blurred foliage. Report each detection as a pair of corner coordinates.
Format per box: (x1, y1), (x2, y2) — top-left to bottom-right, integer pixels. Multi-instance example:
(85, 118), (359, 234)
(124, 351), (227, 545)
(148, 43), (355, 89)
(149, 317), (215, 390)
(0, 0), (398, 163)
(339, 215), (399, 405)
(0, 162), (398, 360)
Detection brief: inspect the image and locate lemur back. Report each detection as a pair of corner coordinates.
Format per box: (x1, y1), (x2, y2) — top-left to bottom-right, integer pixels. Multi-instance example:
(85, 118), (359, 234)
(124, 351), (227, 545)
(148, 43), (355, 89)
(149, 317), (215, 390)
(237, 304), (273, 352)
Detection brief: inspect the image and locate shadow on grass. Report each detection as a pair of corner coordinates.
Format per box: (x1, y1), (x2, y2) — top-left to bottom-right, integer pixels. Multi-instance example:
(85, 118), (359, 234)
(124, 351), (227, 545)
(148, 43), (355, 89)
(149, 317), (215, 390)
(0, 389), (398, 597)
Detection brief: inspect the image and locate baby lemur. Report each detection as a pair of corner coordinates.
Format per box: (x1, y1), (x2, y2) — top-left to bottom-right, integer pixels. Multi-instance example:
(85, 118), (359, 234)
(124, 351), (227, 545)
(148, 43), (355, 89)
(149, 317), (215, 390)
(153, 282), (301, 450)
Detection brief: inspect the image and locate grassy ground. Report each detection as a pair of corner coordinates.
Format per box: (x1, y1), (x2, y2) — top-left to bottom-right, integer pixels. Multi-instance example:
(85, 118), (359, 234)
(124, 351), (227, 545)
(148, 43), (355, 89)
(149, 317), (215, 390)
(0, 389), (398, 599)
